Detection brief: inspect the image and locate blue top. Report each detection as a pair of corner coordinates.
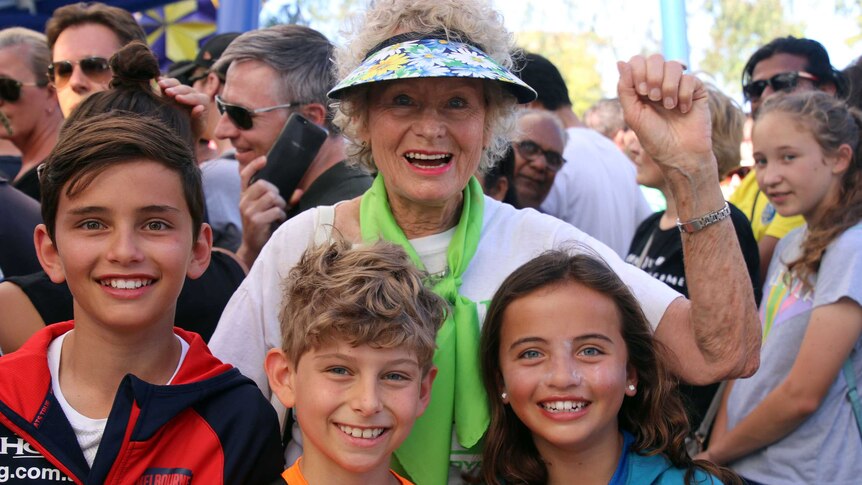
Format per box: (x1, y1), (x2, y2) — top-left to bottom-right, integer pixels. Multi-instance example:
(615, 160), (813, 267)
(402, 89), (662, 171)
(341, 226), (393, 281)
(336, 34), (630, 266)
(609, 431), (722, 485)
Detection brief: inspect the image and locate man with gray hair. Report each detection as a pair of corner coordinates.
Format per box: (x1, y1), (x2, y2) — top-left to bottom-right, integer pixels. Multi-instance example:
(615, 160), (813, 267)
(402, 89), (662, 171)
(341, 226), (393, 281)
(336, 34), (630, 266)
(213, 24), (372, 267)
(583, 97), (627, 150)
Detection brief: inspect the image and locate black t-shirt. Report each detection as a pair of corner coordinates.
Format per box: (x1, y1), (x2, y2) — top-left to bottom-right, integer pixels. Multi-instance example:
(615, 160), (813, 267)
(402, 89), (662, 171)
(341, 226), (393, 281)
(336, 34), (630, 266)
(625, 202), (761, 428)
(11, 164), (40, 202)
(284, 160), (373, 220)
(0, 178), (43, 278)
(5, 250), (245, 343)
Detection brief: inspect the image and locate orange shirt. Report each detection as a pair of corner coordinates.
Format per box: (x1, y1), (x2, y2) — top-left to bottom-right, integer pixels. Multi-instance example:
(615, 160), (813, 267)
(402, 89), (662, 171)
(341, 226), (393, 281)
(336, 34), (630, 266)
(281, 457), (414, 485)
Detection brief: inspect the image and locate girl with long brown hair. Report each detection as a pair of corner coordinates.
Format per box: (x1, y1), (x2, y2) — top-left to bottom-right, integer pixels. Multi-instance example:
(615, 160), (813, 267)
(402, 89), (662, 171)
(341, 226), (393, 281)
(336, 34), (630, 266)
(702, 91), (862, 484)
(479, 249), (737, 484)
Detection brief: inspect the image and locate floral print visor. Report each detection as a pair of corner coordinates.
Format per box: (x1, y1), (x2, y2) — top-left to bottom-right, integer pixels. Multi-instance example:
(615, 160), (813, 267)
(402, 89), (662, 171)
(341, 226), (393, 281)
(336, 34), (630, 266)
(328, 35), (537, 104)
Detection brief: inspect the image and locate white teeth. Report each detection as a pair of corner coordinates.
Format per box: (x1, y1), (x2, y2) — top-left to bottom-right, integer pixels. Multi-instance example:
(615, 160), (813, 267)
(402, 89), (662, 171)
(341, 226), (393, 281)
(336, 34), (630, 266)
(338, 425), (385, 439)
(541, 401), (587, 412)
(404, 152), (450, 161)
(102, 279), (153, 289)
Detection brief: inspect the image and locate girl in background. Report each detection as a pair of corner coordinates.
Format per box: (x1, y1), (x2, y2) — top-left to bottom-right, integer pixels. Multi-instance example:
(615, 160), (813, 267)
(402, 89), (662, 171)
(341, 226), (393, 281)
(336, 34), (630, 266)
(703, 92), (862, 484)
(479, 249), (736, 484)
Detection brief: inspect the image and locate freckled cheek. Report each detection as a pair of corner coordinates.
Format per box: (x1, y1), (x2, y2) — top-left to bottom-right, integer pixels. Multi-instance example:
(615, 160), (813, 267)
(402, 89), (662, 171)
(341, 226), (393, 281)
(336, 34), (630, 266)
(501, 364), (547, 401)
(584, 364), (628, 399)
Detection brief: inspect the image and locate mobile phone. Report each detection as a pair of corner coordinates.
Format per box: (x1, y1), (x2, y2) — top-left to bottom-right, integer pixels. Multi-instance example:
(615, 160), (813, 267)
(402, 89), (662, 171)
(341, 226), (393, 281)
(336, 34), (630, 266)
(251, 113), (328, 198)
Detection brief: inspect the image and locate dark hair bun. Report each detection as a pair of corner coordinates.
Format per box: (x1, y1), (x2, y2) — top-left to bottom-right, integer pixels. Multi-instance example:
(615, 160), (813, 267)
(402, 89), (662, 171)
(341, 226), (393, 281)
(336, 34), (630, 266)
(109, 41), (160, 90)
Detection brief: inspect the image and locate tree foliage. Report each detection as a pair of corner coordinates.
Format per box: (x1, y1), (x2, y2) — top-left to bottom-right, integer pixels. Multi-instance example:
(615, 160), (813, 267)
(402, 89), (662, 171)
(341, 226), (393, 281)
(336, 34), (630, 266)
(701, 0), (805, 96)
(515, 30), (605, 116)
(836, 0), (862, 47)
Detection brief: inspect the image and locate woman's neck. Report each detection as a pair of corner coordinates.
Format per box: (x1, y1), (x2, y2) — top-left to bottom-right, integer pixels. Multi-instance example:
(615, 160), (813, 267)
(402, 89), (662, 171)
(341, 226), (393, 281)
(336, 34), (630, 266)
(388, 192), (463, 239)
(538, 430), (625, 485)
(14, 112), (62, 179)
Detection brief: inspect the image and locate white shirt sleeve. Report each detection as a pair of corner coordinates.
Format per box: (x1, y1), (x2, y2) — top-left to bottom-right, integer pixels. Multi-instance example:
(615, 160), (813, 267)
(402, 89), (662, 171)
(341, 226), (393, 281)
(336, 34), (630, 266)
(209, 208), (320, 423)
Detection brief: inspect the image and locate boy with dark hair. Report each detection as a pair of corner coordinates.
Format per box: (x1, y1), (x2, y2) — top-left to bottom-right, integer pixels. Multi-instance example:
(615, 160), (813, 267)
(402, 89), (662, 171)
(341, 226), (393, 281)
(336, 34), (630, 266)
(264, 240), (446, 484)
(0, 111), (283, 484)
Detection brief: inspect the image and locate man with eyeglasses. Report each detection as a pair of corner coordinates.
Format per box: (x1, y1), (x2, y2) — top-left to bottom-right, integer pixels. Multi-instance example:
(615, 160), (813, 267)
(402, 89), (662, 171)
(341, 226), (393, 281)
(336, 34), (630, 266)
(730, 36), (848, 281)
(517, 52), (653, 257)
(212, 25), (372, 268)
(510, 109), (567, 210)
(45, 2), (146, 117)
(166, 32), (246, 252)
(0, 28), (63, 202)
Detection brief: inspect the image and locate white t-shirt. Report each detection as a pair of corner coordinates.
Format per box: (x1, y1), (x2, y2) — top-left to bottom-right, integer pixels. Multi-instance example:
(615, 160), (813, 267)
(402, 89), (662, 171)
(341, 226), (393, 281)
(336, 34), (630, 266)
(47, 331), (189, 468)
(210, 196), (678, 420)
(541, 127), (653, 257)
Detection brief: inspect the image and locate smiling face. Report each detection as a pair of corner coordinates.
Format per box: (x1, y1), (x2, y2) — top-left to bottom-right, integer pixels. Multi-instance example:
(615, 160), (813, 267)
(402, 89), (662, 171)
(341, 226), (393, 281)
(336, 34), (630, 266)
(0, 47), (56, 145)
(512, 112), (566, 209)
(51, 23), (121, 117)
(364, 77), (489, 218)
(752, 111), (847, 226)
(274, 341), (434, 480)
(213, 60), (290, 169)
(35, 160), (211, 332)
(497, 281), (636, 457)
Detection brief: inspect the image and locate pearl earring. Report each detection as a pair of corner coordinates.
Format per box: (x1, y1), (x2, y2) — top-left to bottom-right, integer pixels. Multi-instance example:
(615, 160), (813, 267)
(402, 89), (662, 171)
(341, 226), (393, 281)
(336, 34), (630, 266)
(501, 392), (508, 400)
(627, 384), (636, 392)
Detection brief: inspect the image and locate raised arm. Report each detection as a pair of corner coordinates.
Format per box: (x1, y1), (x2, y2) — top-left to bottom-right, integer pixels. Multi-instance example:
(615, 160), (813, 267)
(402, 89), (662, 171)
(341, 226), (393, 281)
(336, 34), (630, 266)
(618, 54), (761, 384)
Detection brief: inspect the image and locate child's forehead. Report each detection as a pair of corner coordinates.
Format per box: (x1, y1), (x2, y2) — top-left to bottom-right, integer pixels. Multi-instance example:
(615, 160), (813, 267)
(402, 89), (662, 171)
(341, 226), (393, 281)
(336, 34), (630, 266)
(301, 340), (422, 367)
(58, 159), (187, 209)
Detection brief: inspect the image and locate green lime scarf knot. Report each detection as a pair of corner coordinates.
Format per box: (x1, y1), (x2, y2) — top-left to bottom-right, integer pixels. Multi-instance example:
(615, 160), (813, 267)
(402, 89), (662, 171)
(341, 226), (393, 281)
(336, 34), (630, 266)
(359, 174), (489, 485)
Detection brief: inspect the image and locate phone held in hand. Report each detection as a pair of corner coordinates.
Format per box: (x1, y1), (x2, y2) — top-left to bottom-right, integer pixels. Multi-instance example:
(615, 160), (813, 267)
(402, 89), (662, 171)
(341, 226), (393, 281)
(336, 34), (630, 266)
(251, 113), (328, 198)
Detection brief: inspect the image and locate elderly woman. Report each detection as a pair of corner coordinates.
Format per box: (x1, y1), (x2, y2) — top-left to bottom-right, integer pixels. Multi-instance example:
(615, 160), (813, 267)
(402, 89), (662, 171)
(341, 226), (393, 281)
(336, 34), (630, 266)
(210, 0), (760, 483)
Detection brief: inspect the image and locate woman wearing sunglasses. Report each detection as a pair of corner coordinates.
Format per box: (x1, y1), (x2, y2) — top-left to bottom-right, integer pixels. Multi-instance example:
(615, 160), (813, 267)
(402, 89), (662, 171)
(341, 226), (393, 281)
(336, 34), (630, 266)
(0, 28), (63, 201)
(210, 1), (761, 482)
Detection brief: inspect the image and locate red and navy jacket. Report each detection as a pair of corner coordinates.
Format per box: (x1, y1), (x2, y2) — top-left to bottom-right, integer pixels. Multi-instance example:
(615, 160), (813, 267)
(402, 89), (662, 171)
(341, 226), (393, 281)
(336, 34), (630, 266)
(0, 322), (284, 484)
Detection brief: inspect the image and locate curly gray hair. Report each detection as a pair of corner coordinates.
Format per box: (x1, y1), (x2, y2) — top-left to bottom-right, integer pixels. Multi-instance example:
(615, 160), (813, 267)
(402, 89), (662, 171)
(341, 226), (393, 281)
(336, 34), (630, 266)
(332, 0), (520, 173)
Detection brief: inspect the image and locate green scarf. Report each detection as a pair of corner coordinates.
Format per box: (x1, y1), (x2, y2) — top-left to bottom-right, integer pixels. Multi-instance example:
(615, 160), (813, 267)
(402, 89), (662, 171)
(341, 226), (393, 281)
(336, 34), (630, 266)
(360, 174), (488, 485)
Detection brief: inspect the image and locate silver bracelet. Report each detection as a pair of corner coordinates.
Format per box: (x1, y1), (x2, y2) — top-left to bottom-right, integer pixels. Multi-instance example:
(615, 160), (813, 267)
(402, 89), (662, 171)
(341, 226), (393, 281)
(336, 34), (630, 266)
(676, 202), (731, 234)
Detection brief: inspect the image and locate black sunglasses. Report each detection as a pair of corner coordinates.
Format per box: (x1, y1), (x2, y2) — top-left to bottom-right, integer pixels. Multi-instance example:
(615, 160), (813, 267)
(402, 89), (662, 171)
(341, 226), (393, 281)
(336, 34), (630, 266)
(47, 57), (111, 88)
(0, 76), (46, 102)
(514, 140), (565, 171)
(742, 71), (819, 101)
(215, 95), (303, 130)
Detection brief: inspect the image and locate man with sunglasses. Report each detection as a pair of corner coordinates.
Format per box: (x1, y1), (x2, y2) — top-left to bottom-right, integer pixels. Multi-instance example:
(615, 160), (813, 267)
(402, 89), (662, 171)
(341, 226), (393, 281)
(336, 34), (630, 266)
(510, 110), (567, 210)
(45, 2), (146, 117)
(517, 52), (653, 257)
(0, 28), (63, 202)
(212, 25), (371, 268)
(730, 36), (848, 281)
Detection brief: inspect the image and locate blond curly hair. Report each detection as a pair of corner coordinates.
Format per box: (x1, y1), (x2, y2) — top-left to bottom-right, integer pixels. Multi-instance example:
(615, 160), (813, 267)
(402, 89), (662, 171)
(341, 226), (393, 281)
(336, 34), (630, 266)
(332, 0), (519, 173)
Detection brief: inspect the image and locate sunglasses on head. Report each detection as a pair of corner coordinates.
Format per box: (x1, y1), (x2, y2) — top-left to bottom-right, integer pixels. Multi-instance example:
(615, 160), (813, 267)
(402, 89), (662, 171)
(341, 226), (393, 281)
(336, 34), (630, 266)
(514, 140), (565, 171)
(47, 57), (111, 88)
(215, 95), (303, 130)
(742, 71), (819, 102)
(0, 76), (46, 102)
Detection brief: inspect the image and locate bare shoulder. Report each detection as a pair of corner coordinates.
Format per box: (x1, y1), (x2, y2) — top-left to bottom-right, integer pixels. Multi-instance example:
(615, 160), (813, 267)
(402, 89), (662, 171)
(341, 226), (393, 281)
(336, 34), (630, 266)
(0, 281), (45, 353)
(333, 196), (363, 243)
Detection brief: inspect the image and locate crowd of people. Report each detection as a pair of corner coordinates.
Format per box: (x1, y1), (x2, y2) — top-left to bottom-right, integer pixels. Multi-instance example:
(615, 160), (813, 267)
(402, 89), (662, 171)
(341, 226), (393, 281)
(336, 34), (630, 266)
(0, 0), (858, 484)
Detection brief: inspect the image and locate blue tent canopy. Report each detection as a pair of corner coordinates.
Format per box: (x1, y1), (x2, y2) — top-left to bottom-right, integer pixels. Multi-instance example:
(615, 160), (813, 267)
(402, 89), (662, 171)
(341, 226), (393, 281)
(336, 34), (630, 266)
(0, 0), (176, 31)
